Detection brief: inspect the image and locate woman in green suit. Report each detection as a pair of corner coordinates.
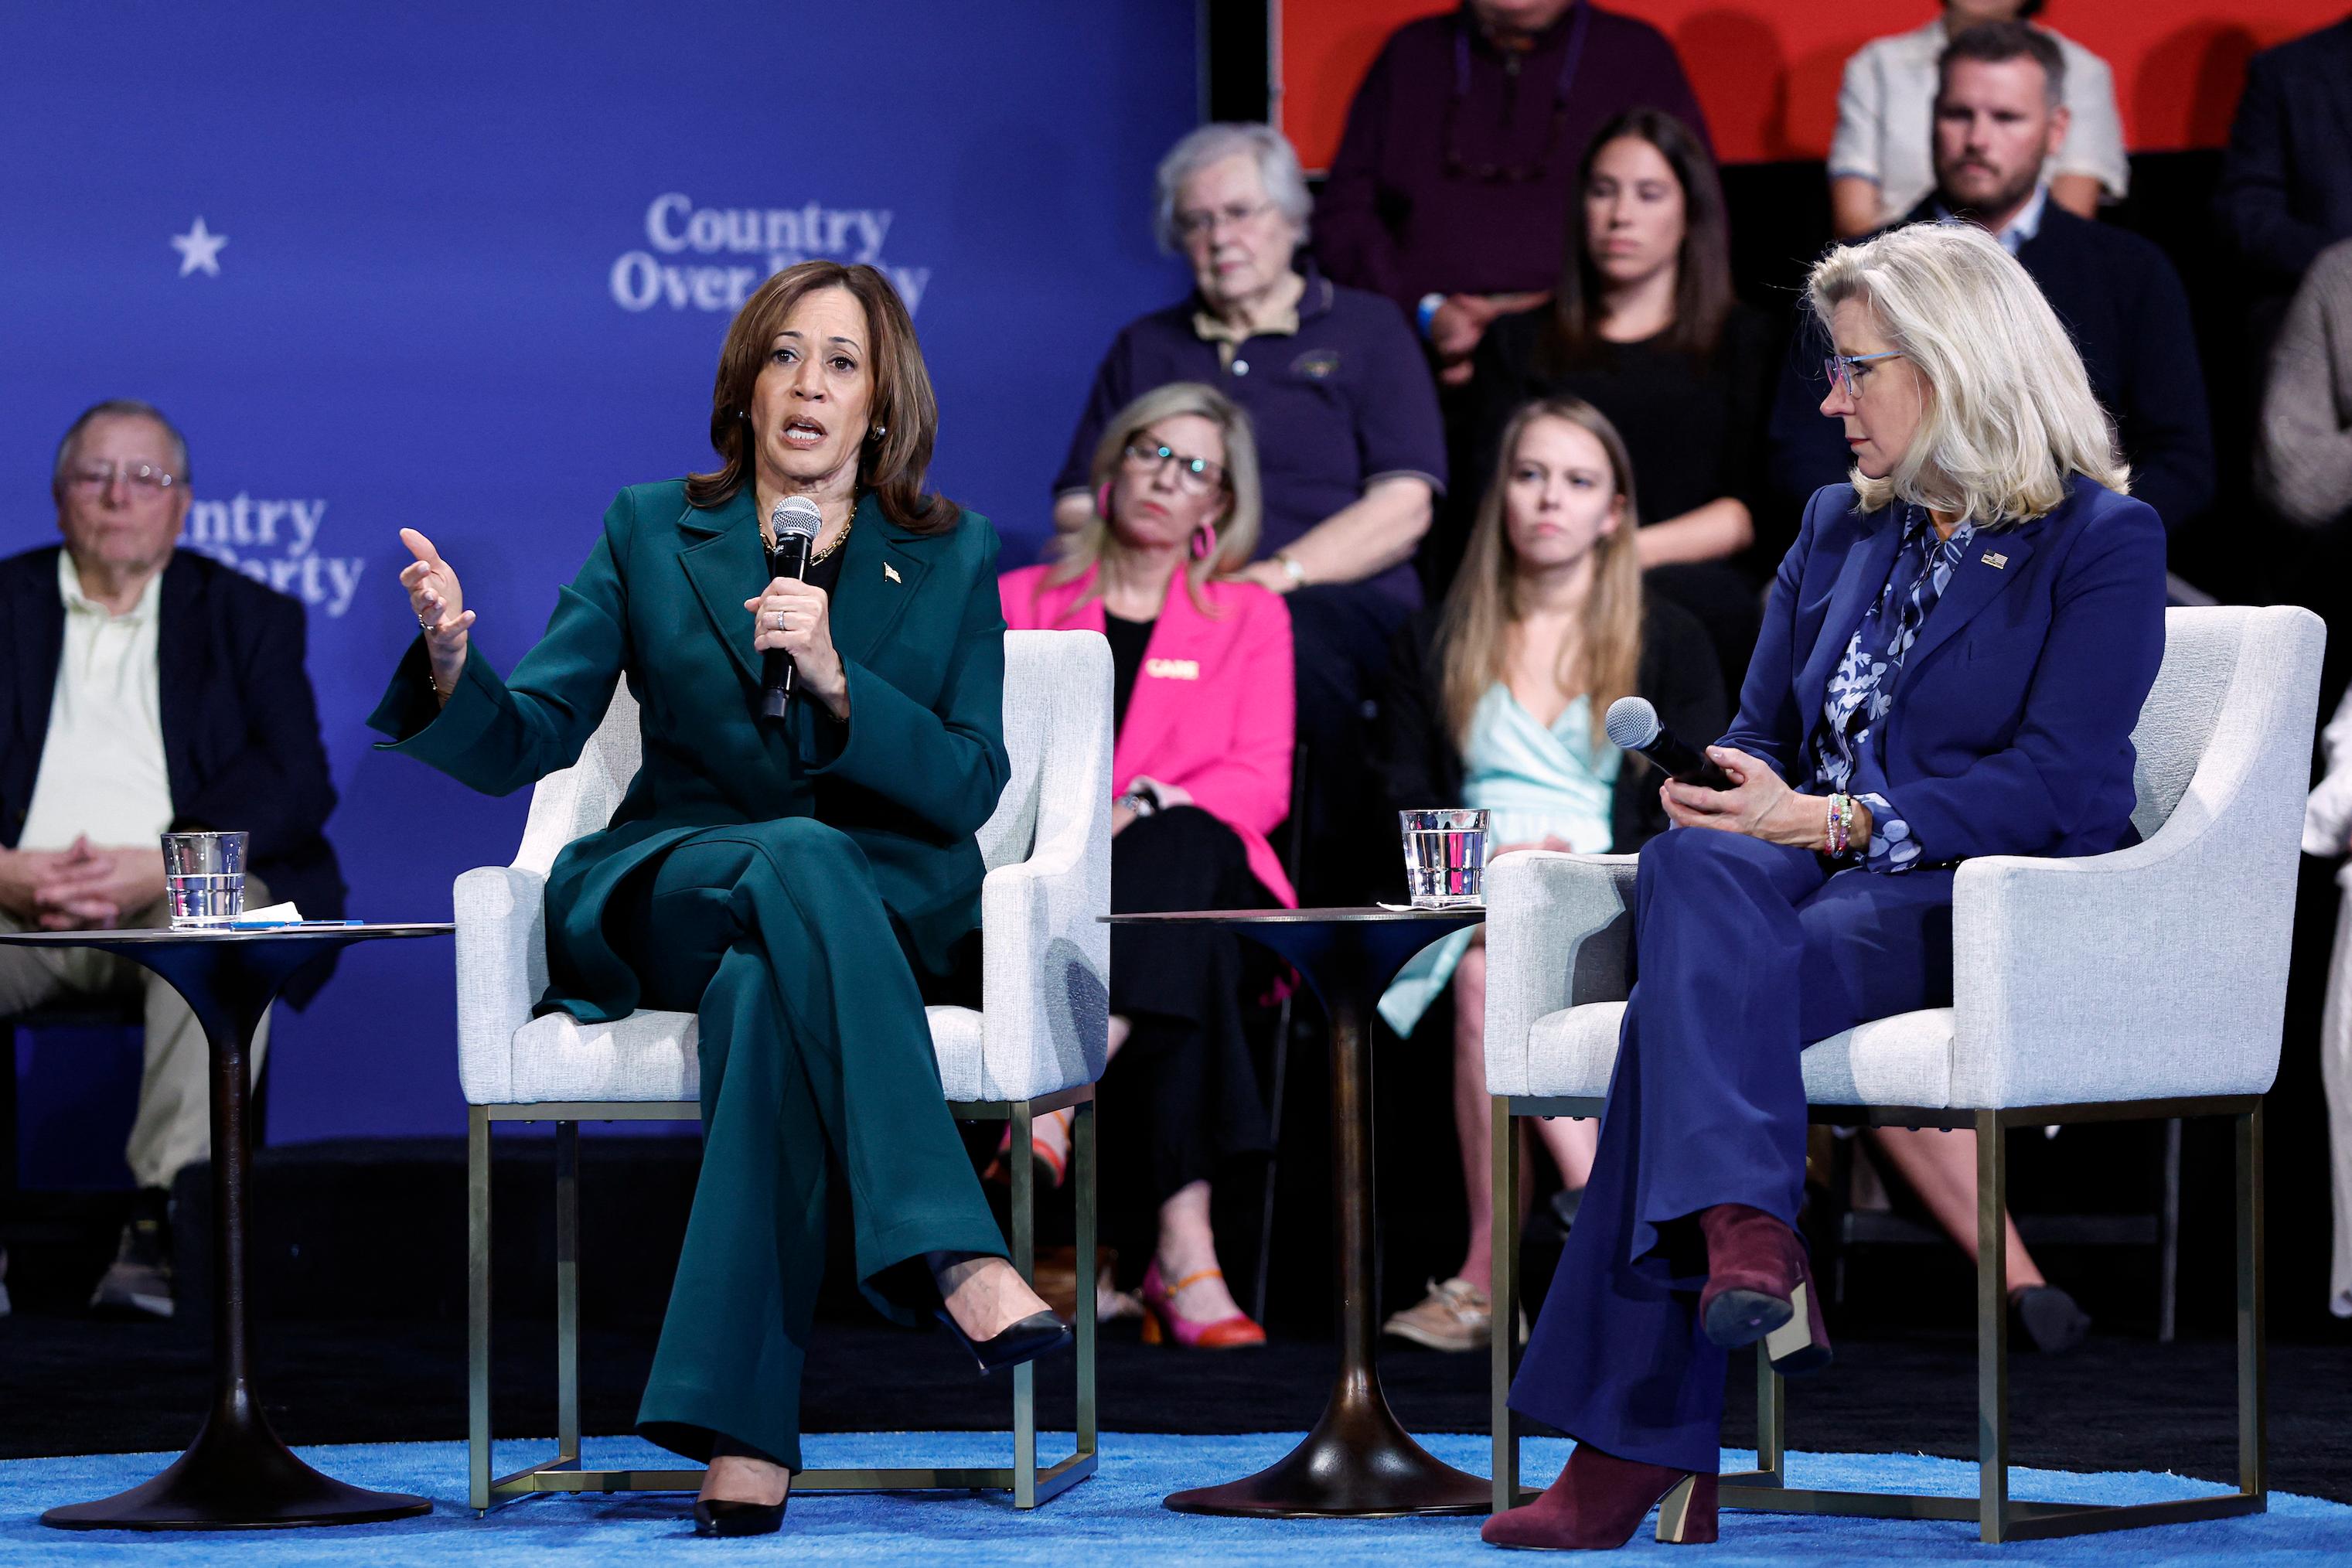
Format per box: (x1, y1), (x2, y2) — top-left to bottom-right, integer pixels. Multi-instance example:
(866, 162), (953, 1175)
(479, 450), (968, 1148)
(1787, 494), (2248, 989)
(373, 261), (1068, 1537)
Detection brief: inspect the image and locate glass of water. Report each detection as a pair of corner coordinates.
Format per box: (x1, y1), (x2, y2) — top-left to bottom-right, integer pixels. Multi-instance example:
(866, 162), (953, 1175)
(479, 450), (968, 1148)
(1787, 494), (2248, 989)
(1399, 809), (1489, 908)
(162, 831), (249, 929)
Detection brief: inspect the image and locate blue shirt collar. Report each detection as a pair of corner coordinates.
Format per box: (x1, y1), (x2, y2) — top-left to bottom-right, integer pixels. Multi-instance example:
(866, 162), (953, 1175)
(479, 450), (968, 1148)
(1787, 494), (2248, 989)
(1931, 182), (2048, 255)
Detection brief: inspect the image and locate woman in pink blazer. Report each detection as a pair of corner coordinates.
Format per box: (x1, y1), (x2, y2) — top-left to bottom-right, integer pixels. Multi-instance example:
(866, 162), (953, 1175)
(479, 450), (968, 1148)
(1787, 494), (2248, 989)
(1002, 382), (1293, 1348)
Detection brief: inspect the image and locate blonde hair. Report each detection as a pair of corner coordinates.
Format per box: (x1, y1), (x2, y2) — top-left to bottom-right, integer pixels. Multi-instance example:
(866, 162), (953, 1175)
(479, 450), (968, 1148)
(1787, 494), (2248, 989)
(1437, 397), (1645, 748)
(1049, 382), (1263, 611)
(1807, 220), (2127, 528)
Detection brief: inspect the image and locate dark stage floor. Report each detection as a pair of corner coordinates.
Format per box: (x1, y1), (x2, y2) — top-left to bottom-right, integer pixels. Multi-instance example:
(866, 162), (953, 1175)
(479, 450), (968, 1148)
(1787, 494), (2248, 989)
(5, 1308), (2350, 1506)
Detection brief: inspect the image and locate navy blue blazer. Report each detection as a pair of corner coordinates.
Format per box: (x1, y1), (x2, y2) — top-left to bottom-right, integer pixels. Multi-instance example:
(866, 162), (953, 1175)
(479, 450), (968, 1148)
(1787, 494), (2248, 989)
(2216, 18), (2352, 291)
(1, 545), (345, 1003)
(1720, 477), (2166, 868)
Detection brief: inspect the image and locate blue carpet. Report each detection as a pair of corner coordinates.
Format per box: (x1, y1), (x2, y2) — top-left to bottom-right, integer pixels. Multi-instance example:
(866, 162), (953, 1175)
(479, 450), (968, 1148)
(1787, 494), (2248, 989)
(2, 1434), (2347, 1563)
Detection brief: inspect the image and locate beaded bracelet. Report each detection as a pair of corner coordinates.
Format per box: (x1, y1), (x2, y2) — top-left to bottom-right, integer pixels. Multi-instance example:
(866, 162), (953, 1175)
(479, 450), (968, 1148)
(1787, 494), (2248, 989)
(1826, 793), (1854, 857)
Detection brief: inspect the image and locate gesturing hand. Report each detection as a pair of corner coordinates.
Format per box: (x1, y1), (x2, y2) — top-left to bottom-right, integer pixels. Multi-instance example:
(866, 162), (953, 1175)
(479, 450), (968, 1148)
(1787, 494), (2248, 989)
(1658, 745), (1827, 849)
(744, 577), (849, 719)
(398, 527), (474, 702)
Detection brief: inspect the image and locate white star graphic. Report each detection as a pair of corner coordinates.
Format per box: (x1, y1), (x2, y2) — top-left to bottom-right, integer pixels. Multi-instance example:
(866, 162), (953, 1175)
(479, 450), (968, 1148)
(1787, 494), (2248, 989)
(171, 217), (228, 278)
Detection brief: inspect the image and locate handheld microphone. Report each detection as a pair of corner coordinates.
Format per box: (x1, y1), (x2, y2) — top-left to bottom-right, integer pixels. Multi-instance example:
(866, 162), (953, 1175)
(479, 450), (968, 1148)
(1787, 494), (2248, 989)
(1604, 696), (1736, 790)
(762, 496), (822, 719)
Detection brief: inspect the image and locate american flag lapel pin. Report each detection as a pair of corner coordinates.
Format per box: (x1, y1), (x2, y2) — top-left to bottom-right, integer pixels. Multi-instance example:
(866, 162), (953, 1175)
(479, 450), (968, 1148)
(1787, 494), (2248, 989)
(884, 561), (902, 584)
(1982, 551), (2008, 570)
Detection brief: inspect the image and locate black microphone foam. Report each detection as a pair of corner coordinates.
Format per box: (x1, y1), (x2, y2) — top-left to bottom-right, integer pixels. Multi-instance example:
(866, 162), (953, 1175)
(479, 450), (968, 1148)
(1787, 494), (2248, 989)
(762, 496), (821, 719)
(1603, 696), (1735, 789)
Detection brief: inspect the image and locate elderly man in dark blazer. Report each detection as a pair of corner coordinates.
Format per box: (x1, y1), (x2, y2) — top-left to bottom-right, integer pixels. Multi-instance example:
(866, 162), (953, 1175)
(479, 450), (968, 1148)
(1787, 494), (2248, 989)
(0, 399), (342, 1319)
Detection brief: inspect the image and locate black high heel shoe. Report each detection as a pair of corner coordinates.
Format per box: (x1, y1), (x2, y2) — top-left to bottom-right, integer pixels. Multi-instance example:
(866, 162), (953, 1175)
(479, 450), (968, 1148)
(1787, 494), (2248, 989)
(694, 1442), (791, 1536)
(694, 1471), (789, 1537)
(935, 1305), (1072, 1375)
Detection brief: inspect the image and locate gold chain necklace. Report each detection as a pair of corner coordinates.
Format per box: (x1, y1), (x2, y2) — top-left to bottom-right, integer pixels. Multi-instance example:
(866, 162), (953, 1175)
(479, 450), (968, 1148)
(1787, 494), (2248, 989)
(810, 513), (852, 563)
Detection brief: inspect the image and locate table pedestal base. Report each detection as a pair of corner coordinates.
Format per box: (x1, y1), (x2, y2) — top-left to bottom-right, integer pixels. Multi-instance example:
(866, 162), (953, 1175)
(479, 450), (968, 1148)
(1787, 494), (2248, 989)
(1164, 1387), (1491, 1518)
(42, 1411), (430, 1530)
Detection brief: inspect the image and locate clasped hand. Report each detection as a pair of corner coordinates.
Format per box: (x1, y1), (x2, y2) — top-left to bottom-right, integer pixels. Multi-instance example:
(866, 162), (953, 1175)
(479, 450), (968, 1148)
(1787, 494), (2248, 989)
(744, 578), (849, 718)
(1658, 746), (1825, 849)
(0, 837), (168, 930)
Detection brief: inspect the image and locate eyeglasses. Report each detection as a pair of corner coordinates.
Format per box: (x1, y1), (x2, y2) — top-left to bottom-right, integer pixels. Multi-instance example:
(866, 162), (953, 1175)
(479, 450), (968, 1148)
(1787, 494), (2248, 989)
(1822, 350), (1904, 397)
(64, 462), (179, 495)
(1171, 199), (1276, 244)
(1121, 441), (1228, 496)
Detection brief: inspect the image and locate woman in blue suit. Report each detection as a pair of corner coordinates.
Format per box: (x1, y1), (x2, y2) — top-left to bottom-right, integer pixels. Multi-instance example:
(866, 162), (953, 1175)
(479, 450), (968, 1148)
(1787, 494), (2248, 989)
(373, 263), (1068, 1537)
(1484, 221), (2168, 1551)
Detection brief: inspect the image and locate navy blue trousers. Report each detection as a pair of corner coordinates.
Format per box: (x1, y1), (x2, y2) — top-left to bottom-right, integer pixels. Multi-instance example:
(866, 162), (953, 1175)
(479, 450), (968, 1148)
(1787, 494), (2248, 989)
(1508, 828), (1955, 1472)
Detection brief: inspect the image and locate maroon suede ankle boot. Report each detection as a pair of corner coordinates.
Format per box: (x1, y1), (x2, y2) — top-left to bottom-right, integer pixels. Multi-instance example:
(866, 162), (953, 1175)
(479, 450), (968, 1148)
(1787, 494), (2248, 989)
(1481, 1441), (1716, 1550)
(1695, 1204), (1831, 1375)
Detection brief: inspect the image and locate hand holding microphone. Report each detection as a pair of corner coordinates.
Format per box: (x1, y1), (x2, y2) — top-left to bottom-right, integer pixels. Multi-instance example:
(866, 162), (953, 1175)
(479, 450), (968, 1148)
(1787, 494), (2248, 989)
(1604, 697), (1734, 789)
(1607, 697), (1852, 848)
(745, 496), (848, 719)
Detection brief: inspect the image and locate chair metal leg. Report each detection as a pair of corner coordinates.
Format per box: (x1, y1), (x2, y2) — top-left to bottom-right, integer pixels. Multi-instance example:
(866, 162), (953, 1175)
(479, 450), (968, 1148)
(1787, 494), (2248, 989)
(2238, 1106), (2268, 1502)
(467, 1106), (492, 1513)
(1976, 1110), (2009, 1544)
(1708, 1096), (2265, 1542)
(1754, 1347), (1786, 1484)
(1490, 1096), (1520, 1514)
(1010, 1099), (1038, 1509)
(555, 1120), (581, 1463)
(1074, 1097), (1099, 1461)
(2159, 1118), (2182, 1345)
(1253, 993), (1293, 1328)
(476, 1094), (1102, 1513)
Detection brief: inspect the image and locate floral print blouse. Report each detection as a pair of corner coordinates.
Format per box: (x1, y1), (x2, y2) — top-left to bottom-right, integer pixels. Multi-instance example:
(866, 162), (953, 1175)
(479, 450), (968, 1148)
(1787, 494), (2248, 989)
(1807, 505), (1977, 872)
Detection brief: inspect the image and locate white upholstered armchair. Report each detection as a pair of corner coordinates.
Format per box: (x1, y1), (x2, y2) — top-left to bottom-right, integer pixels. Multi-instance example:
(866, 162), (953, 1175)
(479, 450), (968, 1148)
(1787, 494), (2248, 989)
(1483, 605), (2323, 1542)
(456, 629), (1111, 1513)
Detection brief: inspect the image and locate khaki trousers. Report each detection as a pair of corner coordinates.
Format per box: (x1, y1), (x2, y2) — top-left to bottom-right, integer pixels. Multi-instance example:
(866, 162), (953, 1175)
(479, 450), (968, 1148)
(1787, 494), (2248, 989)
(0, 873), (271, 1191)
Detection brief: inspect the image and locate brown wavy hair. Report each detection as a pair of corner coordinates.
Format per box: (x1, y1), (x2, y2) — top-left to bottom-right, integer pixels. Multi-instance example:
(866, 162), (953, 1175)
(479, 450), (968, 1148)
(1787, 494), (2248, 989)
(1436, 397), (1645, 748)
(685, 261), (955, 531)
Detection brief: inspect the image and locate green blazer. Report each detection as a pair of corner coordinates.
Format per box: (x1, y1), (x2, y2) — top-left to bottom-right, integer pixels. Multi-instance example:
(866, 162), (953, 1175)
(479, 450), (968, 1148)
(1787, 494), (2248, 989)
(369, 481), (1010, 1022)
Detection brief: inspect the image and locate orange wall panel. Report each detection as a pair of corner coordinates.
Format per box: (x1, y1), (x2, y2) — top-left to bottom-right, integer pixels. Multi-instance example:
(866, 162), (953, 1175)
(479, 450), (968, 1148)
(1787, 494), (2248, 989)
(1276, 1), (2342, 169)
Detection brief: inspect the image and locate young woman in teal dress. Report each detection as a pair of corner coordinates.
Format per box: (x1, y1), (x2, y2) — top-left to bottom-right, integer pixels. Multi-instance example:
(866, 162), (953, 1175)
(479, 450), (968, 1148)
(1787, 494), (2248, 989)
(374, 262), (1068, 1537)
(1375, 397), (1726, 1352)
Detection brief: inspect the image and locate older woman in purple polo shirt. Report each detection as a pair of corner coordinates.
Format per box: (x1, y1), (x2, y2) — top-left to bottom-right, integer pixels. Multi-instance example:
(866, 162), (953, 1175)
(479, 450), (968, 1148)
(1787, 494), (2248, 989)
(1053, 123), (1448, 900)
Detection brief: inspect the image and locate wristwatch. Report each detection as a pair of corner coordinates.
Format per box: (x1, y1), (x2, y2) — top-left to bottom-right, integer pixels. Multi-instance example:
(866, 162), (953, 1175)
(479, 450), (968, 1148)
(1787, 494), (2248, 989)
(1115, 783), (1161, 818)
(1416, 291), (1447, 340)
(1271, 551), (1309, 591)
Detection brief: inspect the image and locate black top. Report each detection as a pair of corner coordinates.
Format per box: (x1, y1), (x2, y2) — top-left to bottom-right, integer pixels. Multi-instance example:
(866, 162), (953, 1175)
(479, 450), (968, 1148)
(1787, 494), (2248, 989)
(1454, 302), (1785, 581)
(805, 539), (846, 602)
(1371, 589), (1728, 880)
(1765, 203), (2214, 534)
(1105, 613), (1154, 737)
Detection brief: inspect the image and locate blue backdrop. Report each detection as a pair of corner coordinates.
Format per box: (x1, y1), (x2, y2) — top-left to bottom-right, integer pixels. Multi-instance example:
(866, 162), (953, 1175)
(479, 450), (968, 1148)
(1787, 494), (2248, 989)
(0, 1), (1198, 1152)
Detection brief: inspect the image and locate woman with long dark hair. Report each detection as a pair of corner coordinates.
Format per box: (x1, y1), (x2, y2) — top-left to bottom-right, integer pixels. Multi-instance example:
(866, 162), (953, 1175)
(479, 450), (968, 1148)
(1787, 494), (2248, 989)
(1456, 107), (1781, 700)
(376, 261), (1069, 1537)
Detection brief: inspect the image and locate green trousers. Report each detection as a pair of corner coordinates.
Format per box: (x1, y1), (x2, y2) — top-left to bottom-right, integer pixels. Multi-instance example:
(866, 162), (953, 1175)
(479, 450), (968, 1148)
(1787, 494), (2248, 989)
(619, 820), (1007, 1470)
